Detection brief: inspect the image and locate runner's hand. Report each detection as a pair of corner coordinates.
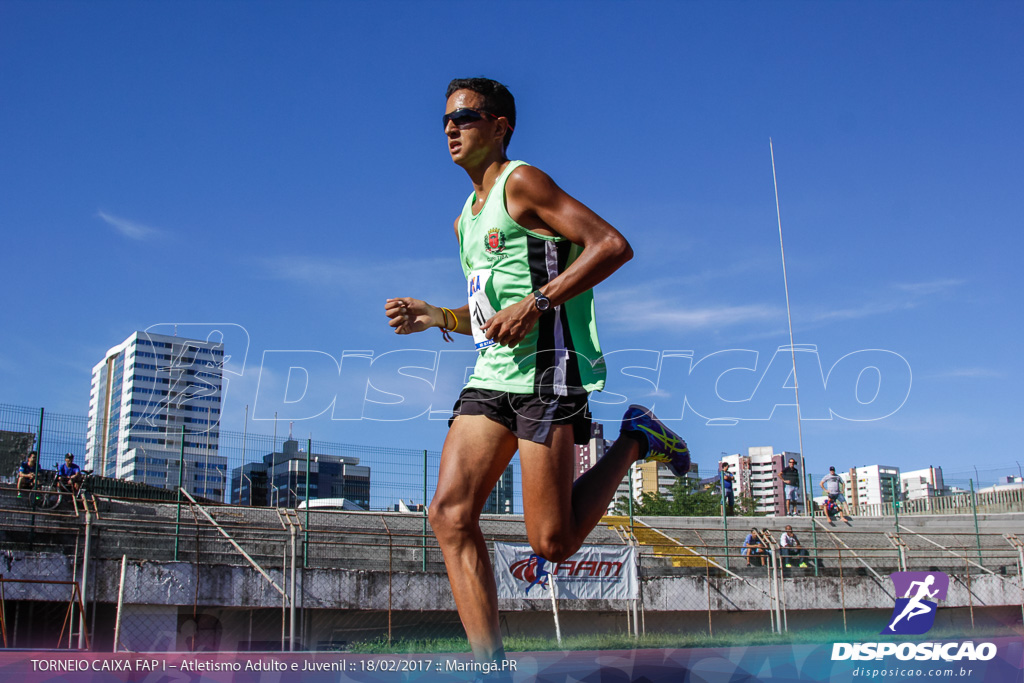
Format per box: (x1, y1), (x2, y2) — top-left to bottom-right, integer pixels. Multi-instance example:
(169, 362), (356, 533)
(481, 296), (541, 347)
(385, 298), (441, 335)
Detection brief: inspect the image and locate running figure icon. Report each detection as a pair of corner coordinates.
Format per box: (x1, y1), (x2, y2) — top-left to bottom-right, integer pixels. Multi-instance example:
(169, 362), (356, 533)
(882, 571), (949, 635)
(888, 575), (939, 631)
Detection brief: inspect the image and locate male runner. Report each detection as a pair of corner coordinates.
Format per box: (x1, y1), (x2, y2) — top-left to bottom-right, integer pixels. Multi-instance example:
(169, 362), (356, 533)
(385, 77), (691, 665)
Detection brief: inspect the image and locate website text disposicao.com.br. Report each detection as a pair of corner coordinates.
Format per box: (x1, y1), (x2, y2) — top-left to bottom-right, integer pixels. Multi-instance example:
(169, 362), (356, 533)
(850, 665), (977, 678)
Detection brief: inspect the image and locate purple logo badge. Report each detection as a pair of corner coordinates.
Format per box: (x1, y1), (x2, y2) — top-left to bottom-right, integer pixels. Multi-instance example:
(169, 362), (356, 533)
(882, 571), (949, 635)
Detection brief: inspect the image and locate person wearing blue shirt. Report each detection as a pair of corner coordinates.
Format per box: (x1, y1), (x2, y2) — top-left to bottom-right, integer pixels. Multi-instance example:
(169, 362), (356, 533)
(720, 461), (735, 516)
(16, 451), (38, 497)
(58, 452), (84, 497)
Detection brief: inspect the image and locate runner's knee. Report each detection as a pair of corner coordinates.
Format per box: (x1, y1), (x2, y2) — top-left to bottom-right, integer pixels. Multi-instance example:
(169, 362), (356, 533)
(428, 497), (477, 542)
(528, 532), (576, 564)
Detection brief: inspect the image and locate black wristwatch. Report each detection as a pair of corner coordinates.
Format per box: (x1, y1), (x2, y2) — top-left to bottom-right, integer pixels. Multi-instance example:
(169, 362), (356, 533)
(533, 290), (551, 312)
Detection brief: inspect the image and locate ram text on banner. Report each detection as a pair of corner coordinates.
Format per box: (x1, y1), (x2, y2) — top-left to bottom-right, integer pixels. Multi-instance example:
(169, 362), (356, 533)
(493, 543), (638, 600)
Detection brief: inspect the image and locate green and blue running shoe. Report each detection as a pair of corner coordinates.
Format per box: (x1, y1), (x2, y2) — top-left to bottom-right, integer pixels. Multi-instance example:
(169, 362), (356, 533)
(621, 404), (691, 476)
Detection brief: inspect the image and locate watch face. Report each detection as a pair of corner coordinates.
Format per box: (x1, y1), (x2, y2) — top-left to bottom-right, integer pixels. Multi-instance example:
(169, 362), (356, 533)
(534, 292), (551, 311)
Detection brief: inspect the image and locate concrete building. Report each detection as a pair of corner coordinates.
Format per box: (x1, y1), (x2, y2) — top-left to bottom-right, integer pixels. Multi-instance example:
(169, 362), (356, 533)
(632, 460), (679, 499)
(575, 423), (698, 512)
(719, 447), (802, 515)
(0, 429), (35, 477)
(484, 464), (515, 514)
(573, 422), (605, 480)
(230, 437), (371, 510)
(86, 332), (227, 500)
(847, 464), (901, 508)
(901, 466), (945, 500)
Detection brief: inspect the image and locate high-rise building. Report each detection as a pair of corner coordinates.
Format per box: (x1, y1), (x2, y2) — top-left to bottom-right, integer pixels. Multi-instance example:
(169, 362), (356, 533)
(847, 464), (901, 508)
(86, 331), (227, 500)
(719, 447), (802, 515)
(574, 422), (605, 480)
(230, 437), (371, 510)
(484, 464), (514, 515)
(901, 466), (945, 500)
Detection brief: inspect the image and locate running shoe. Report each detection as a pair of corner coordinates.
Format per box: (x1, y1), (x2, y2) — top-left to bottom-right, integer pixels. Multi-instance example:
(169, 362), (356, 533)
(621, 404), (691, 476)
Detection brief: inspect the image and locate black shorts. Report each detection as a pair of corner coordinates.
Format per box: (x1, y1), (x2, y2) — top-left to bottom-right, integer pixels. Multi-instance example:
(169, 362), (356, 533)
(449, 388), (593, 445)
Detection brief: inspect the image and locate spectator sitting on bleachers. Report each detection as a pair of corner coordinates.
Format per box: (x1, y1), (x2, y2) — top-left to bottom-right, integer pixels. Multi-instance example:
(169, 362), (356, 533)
(779, 525), (810, 567)
(16, 451), (38, 497)
(742, 528), (768, 567)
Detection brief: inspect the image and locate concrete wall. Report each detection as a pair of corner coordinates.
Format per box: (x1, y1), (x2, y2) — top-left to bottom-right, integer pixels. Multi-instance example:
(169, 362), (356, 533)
(4, 551), (1022, 614)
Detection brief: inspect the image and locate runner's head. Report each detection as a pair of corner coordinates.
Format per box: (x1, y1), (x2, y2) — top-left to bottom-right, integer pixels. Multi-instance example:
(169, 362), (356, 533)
(445, 77), (516, 152)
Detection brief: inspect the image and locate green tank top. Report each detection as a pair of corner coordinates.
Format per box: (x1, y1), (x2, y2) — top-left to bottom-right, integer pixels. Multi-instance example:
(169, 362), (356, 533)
(458, 160), (607, 395)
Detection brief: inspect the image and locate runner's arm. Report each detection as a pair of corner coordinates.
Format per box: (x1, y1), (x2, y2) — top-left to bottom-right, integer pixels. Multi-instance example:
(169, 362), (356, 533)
(385, 299), (471, 336)
(481, 166), (632, 347)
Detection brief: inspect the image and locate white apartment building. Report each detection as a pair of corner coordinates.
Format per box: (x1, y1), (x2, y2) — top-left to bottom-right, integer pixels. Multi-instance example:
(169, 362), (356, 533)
(86, 331), (227, 500)
(901, 466), (945, 500)
(847, 464), (901, 508)
(574, 423), (697, 513)
(720, 447), (802, 515)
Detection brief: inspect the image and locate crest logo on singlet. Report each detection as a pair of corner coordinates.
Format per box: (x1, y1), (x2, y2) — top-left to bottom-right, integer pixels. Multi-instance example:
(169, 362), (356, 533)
(485, 227), (508, 260)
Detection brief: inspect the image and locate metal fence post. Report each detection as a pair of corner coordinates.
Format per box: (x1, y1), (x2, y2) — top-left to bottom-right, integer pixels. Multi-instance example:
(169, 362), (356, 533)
(720, 469), (730, 572)
(422, 449), (428, 572)
(889, 477), (899, 530)
(807, 473), (819, 577)
(31, 408), (44, 512)
(174, 426), (185, 561)
(838, 548), (847, 632)
(969, 479), (983, 565)
(304, 438), (311, 568)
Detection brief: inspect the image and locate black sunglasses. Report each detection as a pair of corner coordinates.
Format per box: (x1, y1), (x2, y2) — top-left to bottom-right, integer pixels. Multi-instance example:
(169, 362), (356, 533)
(443, 108), (513, 132)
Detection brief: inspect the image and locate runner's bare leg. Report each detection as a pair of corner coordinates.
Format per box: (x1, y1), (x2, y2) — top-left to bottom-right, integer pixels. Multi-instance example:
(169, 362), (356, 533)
(429, 415), (519, 662)
(520, 424), (641, 562)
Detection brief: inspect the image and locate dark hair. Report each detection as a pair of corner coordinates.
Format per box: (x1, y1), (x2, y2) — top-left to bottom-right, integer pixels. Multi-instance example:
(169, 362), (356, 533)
(446, 77), (516, 150)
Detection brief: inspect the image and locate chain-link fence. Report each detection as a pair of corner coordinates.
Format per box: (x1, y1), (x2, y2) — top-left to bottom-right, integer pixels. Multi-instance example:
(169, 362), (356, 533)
(2, 495), (1022, 652)
(3, 403), (1023, 652)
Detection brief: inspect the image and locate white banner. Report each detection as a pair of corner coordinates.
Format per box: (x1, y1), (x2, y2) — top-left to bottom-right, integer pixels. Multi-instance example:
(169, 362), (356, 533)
(493, 543), (638, 600)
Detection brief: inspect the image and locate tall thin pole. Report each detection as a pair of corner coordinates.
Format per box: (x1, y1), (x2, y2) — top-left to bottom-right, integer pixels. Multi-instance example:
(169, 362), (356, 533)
(271, 412), (278, 507)
(770, 140), (807, 489)
(242, 404), (249, 473)
(890, 477), (900, 530)
(174, 425), (185, 561)
(32, 408), (44, 512)
(305, 438), (312, 568)
(969, 479), (982, 565)
(422, 450), (428, 571)
(720, 468), (730, 572)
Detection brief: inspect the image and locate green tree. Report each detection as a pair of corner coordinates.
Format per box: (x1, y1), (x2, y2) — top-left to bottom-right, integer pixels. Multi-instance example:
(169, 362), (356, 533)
(612, 477), (723, 516)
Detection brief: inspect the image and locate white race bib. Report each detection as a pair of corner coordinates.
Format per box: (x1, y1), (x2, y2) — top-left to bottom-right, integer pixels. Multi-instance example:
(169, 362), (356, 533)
(467, 269), (497, 350)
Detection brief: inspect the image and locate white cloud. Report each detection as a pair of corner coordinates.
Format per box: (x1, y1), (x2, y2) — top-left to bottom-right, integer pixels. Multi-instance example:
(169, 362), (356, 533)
(96, 211), (164, 240)
(922, 367), (1002, 380)
(892, 279), (966, 296)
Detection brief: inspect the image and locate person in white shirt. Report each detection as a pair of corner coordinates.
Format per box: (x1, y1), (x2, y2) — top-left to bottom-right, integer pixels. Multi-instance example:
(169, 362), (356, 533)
(779, 525), (810, 567)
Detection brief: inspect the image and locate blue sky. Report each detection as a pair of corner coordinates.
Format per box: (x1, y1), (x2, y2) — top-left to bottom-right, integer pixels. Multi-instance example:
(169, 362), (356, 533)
(1, 1), (1022, 489)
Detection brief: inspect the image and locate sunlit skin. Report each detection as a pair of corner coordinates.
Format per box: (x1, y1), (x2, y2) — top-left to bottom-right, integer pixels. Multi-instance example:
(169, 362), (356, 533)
(384, 87), (639, 663)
